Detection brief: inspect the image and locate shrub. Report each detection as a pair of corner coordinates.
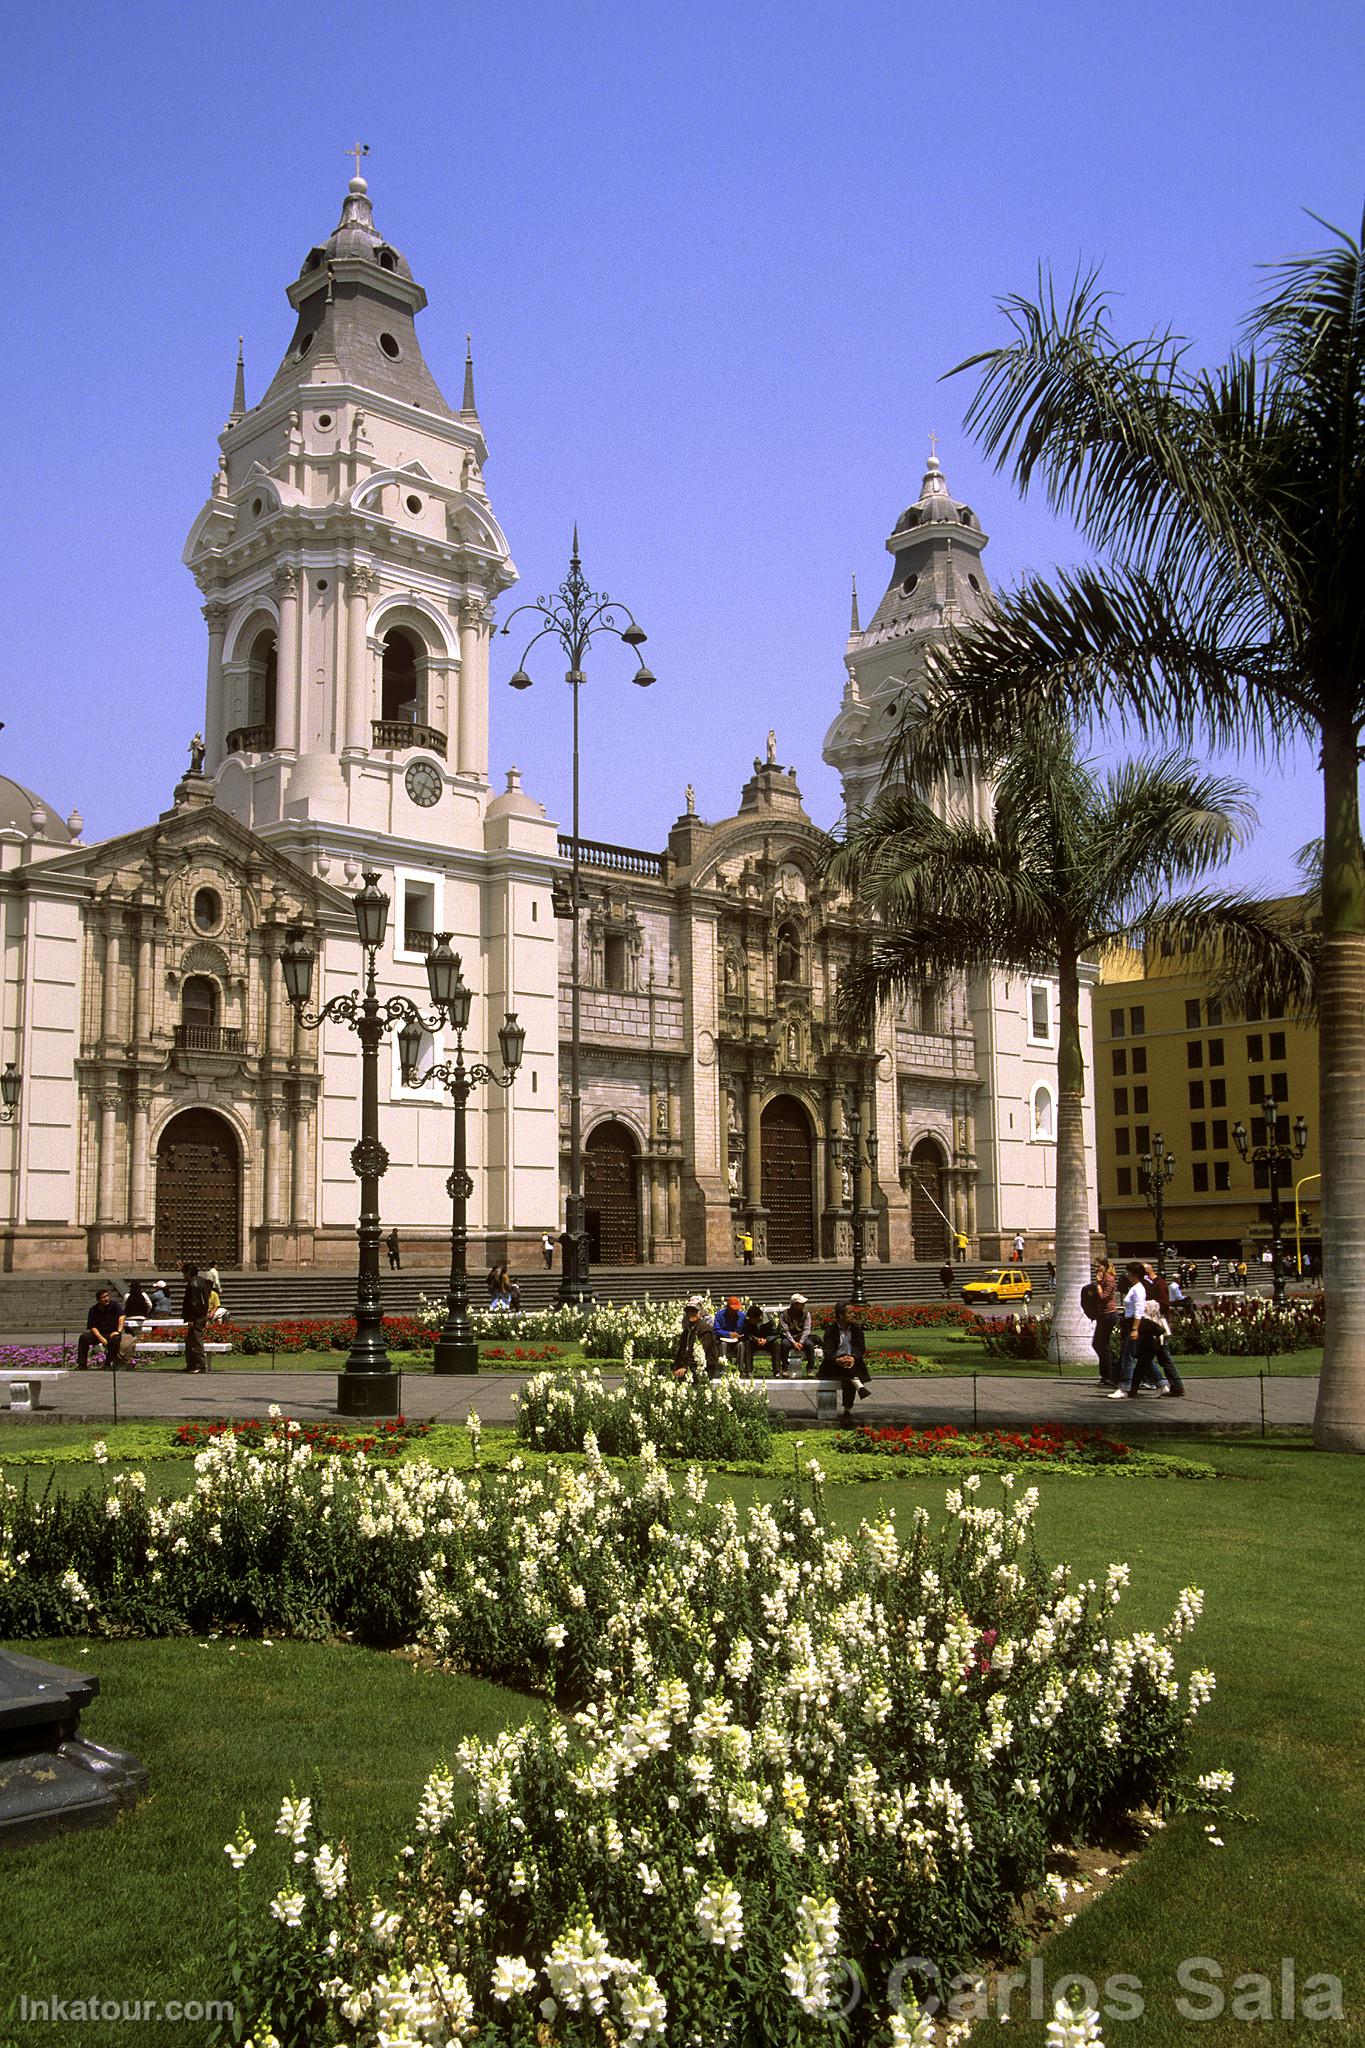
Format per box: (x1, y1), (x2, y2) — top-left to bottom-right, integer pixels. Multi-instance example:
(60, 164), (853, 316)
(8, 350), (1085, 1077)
(515, 1363), (772, 1461)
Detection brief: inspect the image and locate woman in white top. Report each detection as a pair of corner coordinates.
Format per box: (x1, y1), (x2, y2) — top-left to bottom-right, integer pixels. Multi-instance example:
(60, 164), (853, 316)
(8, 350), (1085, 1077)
(1109, 1262), (1168, 1399)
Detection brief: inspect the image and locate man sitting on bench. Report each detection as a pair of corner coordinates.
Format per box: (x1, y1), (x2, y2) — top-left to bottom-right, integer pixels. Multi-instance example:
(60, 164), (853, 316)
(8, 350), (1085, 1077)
(777, 1293), (816, 1378)
(742, 1301), (779, 1377)
(713, 1295), (746, 1373)
(76, 1286), (126, 1371)
(821, 1300), (873, 1423)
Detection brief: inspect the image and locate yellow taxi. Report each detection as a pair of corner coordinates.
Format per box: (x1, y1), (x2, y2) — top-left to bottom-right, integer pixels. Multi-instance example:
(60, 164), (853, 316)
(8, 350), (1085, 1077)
(962, 1267), (1033, 1305)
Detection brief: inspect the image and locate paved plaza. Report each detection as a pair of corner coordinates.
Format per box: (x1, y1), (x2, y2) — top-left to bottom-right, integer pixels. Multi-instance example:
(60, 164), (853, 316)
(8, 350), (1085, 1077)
(0, 1360), (1316, 1436)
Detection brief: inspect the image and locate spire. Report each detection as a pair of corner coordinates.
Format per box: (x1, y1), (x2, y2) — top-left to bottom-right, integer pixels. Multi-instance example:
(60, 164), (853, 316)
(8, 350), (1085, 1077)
(461, 334), (479, 417)
(228, 337), (246, 425)
(849, 574), (861, 636)
(921, 429), (949, 499)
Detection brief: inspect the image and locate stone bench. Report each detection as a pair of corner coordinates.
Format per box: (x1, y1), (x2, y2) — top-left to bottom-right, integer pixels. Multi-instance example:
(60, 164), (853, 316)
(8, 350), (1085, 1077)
(2, 1370), (71, 1411)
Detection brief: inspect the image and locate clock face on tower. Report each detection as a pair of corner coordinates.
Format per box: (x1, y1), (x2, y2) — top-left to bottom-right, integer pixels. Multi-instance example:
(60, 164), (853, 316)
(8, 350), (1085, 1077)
(404, 759), (443, 808)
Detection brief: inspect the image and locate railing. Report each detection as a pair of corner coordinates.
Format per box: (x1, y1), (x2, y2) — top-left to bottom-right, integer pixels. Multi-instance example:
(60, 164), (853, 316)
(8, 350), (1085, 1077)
(224, 725), (275, 754)
(403, 929), (435, 954)
(175, 1025), (244, 1054)
(372, 719), (448, 758)
(557, 835), (665, 877)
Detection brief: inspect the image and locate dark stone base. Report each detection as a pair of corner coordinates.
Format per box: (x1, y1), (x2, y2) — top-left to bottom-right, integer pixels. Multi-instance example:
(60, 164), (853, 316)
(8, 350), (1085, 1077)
(432, 1339), (479, 1376)
(0, 1651), (149, 1849)
(335, 1371), (401, 1417)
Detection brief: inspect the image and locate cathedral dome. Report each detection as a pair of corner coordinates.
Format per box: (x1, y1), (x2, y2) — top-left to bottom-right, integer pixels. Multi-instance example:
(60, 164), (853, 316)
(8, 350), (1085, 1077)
(298, 176), (414, 281)
(0, 775), (75, 841)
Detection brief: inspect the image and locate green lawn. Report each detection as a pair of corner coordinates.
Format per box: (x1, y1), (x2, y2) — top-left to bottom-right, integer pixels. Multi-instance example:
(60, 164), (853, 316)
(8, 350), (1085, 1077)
(2, 1443), (1360, 2047)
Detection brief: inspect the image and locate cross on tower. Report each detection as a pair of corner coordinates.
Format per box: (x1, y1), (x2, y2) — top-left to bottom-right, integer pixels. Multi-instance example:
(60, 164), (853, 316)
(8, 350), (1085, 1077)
(347, 141), (370, 178)
(928, 428), (939, 461)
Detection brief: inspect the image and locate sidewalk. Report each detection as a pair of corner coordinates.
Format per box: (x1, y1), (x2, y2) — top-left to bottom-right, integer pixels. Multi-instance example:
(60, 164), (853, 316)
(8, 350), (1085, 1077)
(0, 1364), (1317, 1434)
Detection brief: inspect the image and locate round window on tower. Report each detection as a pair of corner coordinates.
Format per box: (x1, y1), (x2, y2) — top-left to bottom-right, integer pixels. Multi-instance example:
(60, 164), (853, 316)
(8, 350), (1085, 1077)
(406, 495), (423, 515)
(902, 574), (918, 595)
(297, 332), (315, 360)
(193, 887), (222, 933)
(316, 579), (329, 592)
(251, 498), (263, 516)
(378, 332), (401, 360)
(969, 574), (982, 592)
(317, 413), (333, 428)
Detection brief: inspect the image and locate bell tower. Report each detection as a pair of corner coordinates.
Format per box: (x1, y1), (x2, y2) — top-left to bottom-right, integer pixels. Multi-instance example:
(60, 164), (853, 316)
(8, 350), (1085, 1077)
(822, 447), (994, 818)
(184, 171), (517, 850)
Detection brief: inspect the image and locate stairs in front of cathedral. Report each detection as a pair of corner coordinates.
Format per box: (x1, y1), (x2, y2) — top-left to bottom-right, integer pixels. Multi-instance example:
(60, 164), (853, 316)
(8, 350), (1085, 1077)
(194, 1262), (987, 1324)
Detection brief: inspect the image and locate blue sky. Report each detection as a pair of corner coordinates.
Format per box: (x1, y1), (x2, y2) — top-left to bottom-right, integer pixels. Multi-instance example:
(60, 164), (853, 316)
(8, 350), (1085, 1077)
(3, 0), (1360, 888)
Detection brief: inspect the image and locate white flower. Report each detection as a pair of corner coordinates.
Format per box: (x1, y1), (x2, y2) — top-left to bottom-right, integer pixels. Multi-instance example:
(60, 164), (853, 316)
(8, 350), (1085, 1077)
(312, 1843), (347, 1899)
(223, 1833), (256, 1869)
(1047, 1994), (1105, 2047)
(490, 1955), (537, 2001)
(696, 1877), (744, 1952)
(91, 1439), (109, 1465)
(545, 1622), (568, 1649)
(269, 1891), (306, 1928)
(276, 1794), (312, 1845)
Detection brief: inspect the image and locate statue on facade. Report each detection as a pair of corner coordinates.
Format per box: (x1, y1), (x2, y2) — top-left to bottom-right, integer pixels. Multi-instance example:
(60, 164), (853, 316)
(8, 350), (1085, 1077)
(188, 732), (206, 776)
(685, 783), (696, 815)
(766, 728), (777, 764)
(656, 1098), (668, 1136)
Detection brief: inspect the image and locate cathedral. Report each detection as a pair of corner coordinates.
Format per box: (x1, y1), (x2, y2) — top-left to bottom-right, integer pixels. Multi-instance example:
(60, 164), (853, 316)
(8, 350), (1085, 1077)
(0, 173), (1094, 1274)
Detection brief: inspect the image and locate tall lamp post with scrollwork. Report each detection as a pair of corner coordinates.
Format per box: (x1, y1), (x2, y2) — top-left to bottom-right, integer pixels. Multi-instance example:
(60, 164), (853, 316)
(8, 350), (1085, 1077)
(502, 528), (655, 1307)
(831, 1102), (878, 1306)
(1138, 1132), (1177, 1275)
(399, 938), (525, 1376)
(279, 872), (441, 1417)
(1232, 1096), (1308, 1307)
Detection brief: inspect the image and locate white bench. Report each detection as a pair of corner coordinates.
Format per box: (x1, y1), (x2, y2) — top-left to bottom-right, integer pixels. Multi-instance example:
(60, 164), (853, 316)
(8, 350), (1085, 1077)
(2, 1370), (71, 1411)
(124, 1318), (232, 1364)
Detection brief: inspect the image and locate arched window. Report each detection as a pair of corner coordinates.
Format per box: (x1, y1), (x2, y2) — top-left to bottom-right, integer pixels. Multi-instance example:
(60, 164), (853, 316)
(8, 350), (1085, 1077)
(1030, 1083), (1056, 1142)
(247, 629), (277, 732)
(919, 977), (941, 1034)
(182, 977), (219, 1033)
(381, 628), (423, 724)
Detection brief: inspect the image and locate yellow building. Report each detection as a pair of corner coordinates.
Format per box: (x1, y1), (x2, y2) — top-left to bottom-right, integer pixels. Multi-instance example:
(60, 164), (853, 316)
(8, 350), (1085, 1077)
(1096, 927), (1319, 1270)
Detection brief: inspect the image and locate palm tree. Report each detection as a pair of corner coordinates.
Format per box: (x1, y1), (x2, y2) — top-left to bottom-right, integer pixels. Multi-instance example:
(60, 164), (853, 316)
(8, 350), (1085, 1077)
(824, 715), (1288, 1367)
(927, 213), (1364, 1446)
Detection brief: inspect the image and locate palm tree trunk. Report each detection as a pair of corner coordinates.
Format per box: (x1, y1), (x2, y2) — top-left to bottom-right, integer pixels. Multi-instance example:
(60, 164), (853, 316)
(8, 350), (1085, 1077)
(1312, 715), (1365, 1452)
(1051, 954), (1095, 1367)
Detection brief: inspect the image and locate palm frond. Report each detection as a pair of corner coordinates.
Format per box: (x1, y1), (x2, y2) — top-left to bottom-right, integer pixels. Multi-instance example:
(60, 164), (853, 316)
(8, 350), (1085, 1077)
(1138, 894), (1317, 1019)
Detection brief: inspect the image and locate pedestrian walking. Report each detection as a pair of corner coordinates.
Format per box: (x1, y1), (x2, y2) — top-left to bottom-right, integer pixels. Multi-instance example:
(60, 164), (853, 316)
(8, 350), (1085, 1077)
(386, 1228), (402, 1271)
(1108, 1262), (1171, 1400)
(1046, 1258), (1057, 1291)
(1086, 1260), (1119, 1386)
(180, 1262), (212, 1374)
(1012, 1231), (1025, 1263)
(938, 1261), (955, 1300)
(541, 1231), (555, 1270)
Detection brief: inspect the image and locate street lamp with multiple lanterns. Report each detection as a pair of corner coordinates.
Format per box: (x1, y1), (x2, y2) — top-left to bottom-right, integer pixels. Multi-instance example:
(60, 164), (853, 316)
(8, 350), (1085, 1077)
(1138, 1131), (1177, 1275)
(279, 872), (443, 1417)
(1232, 1095), (1309, 1306)
(830, 1102), (878, 1305)
(398, 939), (524, 1376)
(502, 529), (654, 1307)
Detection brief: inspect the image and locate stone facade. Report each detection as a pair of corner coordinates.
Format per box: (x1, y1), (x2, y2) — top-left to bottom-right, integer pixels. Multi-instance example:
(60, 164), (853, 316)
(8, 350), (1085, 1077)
(0, 176), (1095, 1273)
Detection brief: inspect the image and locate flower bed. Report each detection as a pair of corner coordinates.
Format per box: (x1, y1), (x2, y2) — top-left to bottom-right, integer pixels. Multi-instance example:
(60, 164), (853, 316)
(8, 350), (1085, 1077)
(0, 1428), (1214, 2042)
(0, 1342), (77, 1370)
(480, 1344), (567, 1364)
(515, 1363), (772, 1461)
(872, 1347), (943, 1375)
(850, 1421), (1135, 1465)
(170, 1415), (429, 1459)
(969, 1293), (1325, 1361)
(223, 1316), (439, 1356)
(829, 1302), (976, 1332)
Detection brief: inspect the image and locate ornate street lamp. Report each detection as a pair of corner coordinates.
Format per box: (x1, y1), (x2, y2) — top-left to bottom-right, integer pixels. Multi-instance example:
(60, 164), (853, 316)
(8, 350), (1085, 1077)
(399, 937), (524, 1375)
(1138, 1131), (1177, 1275)
(1232, 1095), (1309, 1307)
(279, 874), (442, 1416)
(503, 527), (654, 1306)
(0, 1064), (20, 1123)
(830, 1100), (878, 1305)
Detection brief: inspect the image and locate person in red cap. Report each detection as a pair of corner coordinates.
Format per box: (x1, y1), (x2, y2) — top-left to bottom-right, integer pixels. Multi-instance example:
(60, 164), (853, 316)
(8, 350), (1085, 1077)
(713, 1294), (746, 1371)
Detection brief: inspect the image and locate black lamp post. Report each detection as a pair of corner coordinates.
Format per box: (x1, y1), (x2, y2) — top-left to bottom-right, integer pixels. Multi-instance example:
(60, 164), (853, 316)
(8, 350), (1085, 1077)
(280, 872), (441, 1416)
(1232, 1095), (1309, 1307)
(0, 1064), (20, 1124)
(1138, 1131), (1177, 1275)
(831, 1101), (878, 1305)
(399, 937), (524, 1375)
(502, 528), (654, 1307)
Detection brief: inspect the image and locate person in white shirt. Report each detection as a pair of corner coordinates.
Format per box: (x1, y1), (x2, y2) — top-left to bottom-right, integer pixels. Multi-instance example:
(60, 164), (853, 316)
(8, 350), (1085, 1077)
(1109, 1261), (1171, 1399)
